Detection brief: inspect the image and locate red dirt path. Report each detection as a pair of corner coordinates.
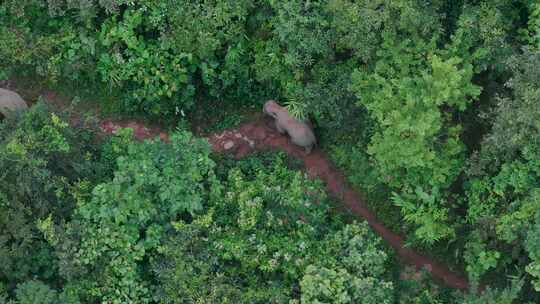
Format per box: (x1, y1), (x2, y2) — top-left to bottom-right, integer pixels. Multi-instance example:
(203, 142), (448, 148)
(97, 117), (470, 290)
(3, 76), (469, 290)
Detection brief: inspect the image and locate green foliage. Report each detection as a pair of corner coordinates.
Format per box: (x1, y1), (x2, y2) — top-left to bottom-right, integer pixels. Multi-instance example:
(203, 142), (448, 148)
(251, 0), (411, 128)
(522, 0), (540, 49)
(152, 154), (393, 303)
(328, 142), (403, 232)
(0, 1), (64, 80)
(446, 1), (519, 73)
(52, 131), (218, 303)
(464, 49), (540, 298)
(350, 15), (481, 244)
(299, 224), (393, 304)
(352, 48), (480, 192)
(2, 0), (540, 303)
(97, 8), (196, 115)
(0, 0), (260, 116)
(525, 208), (540, 292)
(0, 102), (104, 293)
(189, 99), (259, 135)
(164, 0), (256, 101)
(392, 187), (455, 245)
(0, 123), (392, 303)
(463, 232), (501, 286)
(12, 281), (58, 304)
(470, 48), (540, 168)
(252, 0), (354, 126)
(458, 277), (524, 304)
(98, 127), (135, 175)
(0, 0), (524, 126)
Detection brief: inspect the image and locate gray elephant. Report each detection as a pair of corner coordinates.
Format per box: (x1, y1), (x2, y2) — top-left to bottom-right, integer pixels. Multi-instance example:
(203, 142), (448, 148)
(0, 88), (28, 118)
(263, 100), (317, 154)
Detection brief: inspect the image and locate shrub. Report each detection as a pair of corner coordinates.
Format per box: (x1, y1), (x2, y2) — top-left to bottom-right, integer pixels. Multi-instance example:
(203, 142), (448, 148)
(0, 102), (103, 293)
(49, 131), (218, 303)
(152, 153), (394, 303)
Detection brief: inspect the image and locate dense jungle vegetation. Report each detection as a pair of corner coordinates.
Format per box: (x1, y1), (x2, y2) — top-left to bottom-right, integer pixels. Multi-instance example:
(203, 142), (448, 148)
(1, 0), (540, 303)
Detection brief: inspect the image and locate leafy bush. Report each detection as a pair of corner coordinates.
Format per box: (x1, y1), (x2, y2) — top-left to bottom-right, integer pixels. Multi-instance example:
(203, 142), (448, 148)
(0, 102), (104, 293)
(12, 281), (58, 304)
(464, 49), (540, 297)
(522, 0), (540, 49)
(299, 224), (393, 304)
(46, 131), (218, 303)
(152, 154), (394, 303)
(348, 4), (482, 245)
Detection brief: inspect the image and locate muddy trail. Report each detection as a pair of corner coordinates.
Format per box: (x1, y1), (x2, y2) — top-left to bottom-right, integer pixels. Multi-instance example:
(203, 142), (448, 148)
(98, 116), (470, 290)
(2, 79), (469, 290)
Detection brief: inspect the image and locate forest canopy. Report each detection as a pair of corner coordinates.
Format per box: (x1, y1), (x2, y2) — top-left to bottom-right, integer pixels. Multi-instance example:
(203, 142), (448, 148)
(1, 0), (539, 303)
